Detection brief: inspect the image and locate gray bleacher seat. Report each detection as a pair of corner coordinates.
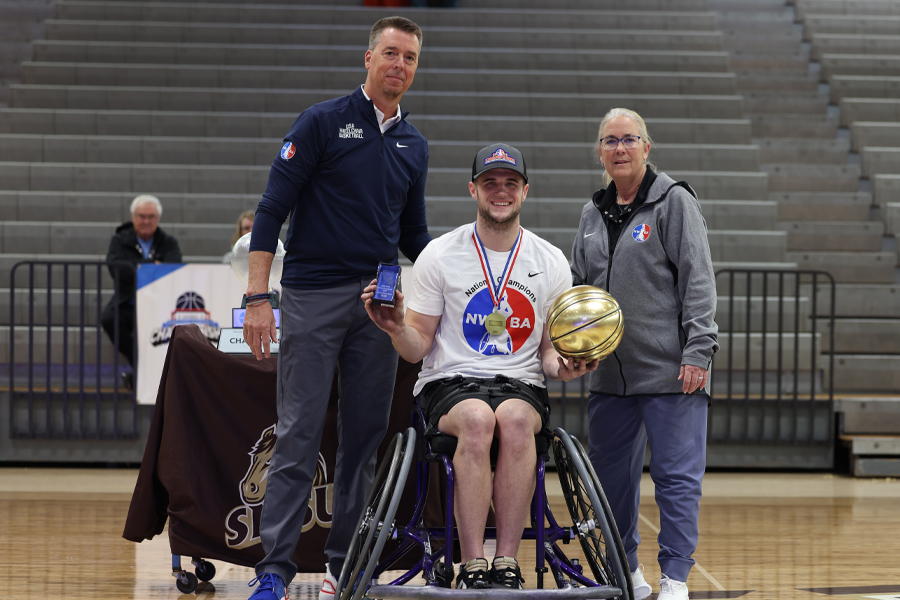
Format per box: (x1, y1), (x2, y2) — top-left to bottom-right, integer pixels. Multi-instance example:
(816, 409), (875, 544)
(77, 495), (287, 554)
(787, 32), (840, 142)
(31, 40), (732, 73)
(862, 147), (900, 178)
(0, 109), (754, 144)
(19, 62), (739, 96)
(0, 190), (258, 223)
(52, 4), (720, 31)
(829, 75), (900, 103)
(10, 84), (748, 118)
(0, 220), (234, 256)
(840, 97), (900, 126)
(820, 53), (900, 79)
(795, 0), (900, 19)
(851, 121), (900, 151)
(811, 32), (900, 60)
(42, 21), (727, 51)
(874, 174), (900, 209)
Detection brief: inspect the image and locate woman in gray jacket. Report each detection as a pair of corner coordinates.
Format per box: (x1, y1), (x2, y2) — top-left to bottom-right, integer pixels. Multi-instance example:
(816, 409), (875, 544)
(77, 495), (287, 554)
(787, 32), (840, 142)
(570, 108), (718, 600)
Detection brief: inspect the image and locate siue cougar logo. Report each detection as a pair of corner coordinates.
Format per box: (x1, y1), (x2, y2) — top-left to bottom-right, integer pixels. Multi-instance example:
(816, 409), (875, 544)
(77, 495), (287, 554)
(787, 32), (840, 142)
(462, 287), (535, 355)
(225, 425), (333, 550)
(632, 223), (651, 242)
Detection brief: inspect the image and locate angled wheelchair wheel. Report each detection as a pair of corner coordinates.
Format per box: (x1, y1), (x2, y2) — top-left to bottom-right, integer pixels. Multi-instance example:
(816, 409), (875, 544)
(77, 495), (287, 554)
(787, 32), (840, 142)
(572, 435), (633, 600)
(336, 427), (416, 600)
(553, 428), (632, 600)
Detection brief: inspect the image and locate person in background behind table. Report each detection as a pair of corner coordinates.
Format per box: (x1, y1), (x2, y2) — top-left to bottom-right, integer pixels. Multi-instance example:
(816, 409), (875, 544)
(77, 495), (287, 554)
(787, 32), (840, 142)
(223, 210), (255, 263)
(241, 16), (431, 600)
(102, 194), (182, 390)
(570, 108), (718, 600)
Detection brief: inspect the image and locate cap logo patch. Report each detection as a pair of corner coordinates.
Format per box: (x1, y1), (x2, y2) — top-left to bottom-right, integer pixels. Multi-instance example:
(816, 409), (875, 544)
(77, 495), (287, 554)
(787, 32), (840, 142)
(280, 141), (296, 160)
(484, 148), (517, 167)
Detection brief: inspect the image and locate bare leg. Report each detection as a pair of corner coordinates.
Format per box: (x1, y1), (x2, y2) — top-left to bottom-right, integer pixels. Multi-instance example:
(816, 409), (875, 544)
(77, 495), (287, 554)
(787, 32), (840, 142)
(437, 399), (496, 563)
(493, 399), (542, 558)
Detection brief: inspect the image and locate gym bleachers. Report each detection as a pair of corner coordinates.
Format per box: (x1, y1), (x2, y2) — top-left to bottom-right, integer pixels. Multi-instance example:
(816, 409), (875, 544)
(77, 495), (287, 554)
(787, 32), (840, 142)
(0, 0), (897, 460)
(0, 0), (781, 409)
(0, 0), (770, 265)
(793, 0), (900, 388)
(795, 0), (900, 471)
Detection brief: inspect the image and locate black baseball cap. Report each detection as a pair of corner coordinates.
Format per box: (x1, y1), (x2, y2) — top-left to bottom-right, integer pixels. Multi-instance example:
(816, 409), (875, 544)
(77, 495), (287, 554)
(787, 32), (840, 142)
(471, 143), (528, 183)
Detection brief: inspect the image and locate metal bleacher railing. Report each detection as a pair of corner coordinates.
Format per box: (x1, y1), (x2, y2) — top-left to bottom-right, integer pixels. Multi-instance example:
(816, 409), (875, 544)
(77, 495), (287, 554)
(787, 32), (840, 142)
(549, 269), (837, 450)
(8, 260), (137, 440)
(7, 262), (836, 451)
(710, 268), (836, 448)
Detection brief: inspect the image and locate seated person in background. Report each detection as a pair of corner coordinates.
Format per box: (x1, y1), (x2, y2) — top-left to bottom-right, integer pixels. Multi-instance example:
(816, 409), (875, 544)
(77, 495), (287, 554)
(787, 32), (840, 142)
(223, 210), (255, 263)
(363, 144), (597, 589)
(102, 195), (182, 381)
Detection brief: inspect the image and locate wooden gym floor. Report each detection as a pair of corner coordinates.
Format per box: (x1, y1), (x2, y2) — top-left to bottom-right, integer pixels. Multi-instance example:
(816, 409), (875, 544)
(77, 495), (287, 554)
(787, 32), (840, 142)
(1, 468), (899, 600)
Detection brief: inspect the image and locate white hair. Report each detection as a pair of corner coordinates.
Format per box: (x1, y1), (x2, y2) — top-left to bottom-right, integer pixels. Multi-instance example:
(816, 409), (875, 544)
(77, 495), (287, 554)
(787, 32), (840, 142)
(130, 194), (163, 217)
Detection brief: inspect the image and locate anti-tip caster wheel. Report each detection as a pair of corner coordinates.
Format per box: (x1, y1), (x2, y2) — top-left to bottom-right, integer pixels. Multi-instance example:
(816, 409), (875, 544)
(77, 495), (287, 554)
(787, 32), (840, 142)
(195, 559), (216, 582)
(175, 570), (199, 594)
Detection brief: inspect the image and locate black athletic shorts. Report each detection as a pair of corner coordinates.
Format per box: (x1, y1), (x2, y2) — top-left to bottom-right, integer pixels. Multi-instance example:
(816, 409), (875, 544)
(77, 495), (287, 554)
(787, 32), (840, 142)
(417, 374), (551, 437)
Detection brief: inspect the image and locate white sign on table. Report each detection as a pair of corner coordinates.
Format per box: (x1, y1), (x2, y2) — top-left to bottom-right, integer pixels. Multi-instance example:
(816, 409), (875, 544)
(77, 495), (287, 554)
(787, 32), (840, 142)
(135, 263), (263, 405)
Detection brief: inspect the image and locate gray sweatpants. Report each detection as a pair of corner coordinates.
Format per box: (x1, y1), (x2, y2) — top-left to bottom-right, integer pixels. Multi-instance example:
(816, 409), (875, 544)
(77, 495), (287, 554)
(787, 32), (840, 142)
(256, 279), (399, 584)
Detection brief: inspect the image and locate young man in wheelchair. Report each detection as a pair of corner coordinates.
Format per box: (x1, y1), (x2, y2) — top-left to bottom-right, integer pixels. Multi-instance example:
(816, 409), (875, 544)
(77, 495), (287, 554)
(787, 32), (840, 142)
(362, 144), (598, 590)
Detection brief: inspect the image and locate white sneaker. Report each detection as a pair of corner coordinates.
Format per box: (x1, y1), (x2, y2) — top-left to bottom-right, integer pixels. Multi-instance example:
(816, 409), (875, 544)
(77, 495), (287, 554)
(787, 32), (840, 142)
(630, 565), (652, 600)
(318, 564), (337, 600)
(657, 574), (689, 600)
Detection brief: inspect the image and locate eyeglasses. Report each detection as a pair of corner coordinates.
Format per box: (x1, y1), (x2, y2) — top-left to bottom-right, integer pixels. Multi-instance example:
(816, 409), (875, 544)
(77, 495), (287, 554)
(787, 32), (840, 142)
(600, 135), (642, 150)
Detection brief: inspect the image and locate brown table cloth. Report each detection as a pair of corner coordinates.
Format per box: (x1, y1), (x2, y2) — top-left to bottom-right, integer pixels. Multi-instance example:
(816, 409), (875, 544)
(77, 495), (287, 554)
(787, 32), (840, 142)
(123, 324), (421, 571)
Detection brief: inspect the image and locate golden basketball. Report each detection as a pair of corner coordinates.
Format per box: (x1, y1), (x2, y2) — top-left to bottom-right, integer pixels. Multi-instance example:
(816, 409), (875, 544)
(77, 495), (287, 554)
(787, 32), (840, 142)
(547, 285), (623, 361)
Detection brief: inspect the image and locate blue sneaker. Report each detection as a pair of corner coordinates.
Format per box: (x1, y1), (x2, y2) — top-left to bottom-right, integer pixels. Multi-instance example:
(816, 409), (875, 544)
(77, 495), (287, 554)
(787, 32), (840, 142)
(248, 573), (288, 600)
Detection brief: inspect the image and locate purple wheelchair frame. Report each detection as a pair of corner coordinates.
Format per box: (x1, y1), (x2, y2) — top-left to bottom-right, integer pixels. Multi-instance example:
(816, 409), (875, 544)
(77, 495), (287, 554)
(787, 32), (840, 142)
(365, 406), (617, 594)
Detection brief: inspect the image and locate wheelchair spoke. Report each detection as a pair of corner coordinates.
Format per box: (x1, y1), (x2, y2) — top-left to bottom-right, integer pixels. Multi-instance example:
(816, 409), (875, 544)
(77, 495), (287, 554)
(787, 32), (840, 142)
(552, 429), (630, 598)
(338, 428), (417, 600)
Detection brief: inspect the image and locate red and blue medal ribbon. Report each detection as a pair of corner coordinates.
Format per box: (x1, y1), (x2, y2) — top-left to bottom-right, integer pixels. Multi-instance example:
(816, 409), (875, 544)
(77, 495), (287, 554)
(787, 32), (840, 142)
(472, 225), (523, 311)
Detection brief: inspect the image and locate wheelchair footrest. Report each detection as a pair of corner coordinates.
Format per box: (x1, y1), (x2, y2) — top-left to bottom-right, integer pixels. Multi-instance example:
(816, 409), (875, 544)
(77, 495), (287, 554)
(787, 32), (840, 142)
(367, 584), (622, 600)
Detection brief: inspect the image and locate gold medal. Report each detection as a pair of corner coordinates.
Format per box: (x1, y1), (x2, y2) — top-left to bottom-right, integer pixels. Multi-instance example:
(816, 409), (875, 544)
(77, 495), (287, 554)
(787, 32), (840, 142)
(472, 225), (522, 338)
(484, 310), (507, 335)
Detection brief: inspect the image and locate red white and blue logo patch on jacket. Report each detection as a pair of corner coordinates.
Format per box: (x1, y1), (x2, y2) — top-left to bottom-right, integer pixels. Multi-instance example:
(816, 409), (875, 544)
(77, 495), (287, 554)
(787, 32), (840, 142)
(280, 141), (296, 160)
(632, 224), (651, 242)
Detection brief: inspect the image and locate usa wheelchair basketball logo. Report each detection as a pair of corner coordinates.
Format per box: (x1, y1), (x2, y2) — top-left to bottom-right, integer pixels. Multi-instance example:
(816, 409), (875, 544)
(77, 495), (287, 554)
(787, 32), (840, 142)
(632, 223), (651, 242)
(280, 141), (295, 160)
(462, 288), (535, 356)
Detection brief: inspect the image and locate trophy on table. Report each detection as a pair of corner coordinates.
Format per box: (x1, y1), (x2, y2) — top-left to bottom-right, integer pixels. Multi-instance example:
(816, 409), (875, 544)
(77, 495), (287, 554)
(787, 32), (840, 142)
(217, 233), (286, 355)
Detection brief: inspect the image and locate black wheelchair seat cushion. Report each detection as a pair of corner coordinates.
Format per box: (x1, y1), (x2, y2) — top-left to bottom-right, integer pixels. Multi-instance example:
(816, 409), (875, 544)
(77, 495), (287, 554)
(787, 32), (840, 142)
(427, 430), (552, 463)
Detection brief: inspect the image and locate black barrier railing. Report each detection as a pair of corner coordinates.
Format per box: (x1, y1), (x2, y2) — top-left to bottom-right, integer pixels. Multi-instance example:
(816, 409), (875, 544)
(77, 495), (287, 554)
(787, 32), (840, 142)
(8, 261), (137, 439)
(547, 377), (591, 441)
(710, 268), (836, 447)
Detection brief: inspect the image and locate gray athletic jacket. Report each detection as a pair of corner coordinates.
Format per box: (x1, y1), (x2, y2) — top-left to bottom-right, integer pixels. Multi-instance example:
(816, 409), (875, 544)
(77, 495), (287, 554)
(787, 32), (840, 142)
(570, 171), (718, 396)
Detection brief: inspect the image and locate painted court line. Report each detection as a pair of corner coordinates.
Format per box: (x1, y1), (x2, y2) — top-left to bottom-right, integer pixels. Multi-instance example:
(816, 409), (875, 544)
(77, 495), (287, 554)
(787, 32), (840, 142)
(638, 513), (725, 591)
(197, 563), (233, 600)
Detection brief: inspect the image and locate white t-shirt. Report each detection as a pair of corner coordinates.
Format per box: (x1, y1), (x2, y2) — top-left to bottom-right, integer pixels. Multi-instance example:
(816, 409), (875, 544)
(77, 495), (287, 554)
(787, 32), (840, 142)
(407, 223), (571, 395)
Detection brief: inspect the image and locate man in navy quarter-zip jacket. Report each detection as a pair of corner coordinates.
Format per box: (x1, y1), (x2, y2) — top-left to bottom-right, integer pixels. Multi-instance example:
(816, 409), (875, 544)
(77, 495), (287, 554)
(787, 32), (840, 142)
(242, 16), (431, 600)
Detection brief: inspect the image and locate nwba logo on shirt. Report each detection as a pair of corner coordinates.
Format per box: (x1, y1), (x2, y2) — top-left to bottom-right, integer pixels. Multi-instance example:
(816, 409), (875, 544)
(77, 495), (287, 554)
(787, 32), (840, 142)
(462, 288), (535, 356)
(339, 123), (364, 139)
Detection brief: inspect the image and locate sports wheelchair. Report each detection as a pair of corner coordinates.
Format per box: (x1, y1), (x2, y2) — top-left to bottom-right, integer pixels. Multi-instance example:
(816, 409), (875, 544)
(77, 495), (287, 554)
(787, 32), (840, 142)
(335, 406), (633, 600)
